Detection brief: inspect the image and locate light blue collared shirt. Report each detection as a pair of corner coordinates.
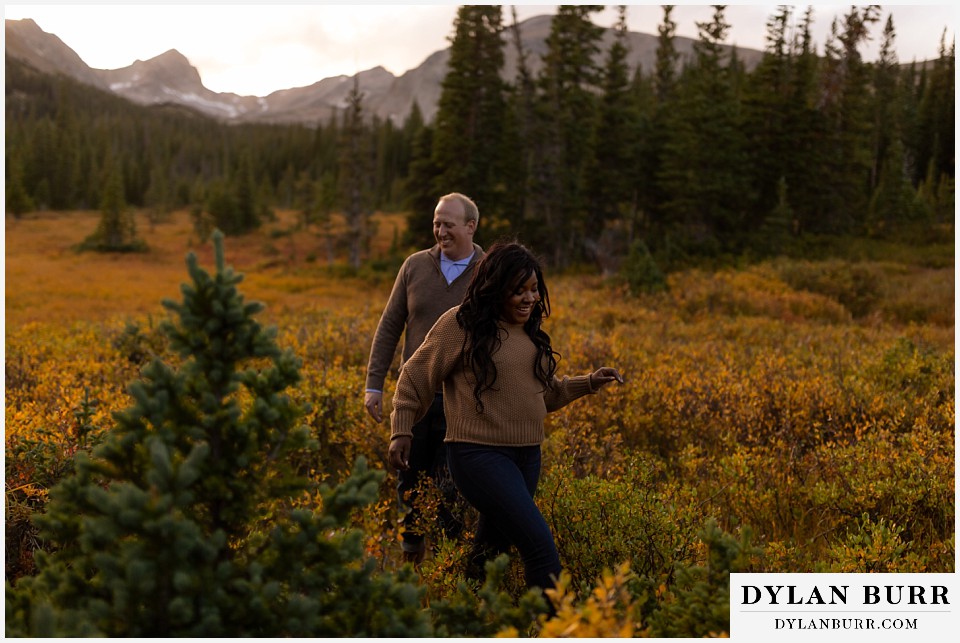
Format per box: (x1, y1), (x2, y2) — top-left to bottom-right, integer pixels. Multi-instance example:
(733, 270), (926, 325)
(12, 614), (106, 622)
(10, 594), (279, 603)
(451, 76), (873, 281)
(440, 251), (474, 285)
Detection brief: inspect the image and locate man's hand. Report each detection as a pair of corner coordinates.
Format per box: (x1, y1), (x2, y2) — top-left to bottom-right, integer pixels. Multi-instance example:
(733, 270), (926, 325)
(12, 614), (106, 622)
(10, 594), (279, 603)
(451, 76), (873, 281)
(389, 436), (412, 471)
(365, 390), (384, 423)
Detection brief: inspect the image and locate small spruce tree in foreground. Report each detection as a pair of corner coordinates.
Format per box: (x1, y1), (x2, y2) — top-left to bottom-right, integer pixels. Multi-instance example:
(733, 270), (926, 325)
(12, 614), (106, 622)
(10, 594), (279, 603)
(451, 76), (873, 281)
(4, 231), (428, 637)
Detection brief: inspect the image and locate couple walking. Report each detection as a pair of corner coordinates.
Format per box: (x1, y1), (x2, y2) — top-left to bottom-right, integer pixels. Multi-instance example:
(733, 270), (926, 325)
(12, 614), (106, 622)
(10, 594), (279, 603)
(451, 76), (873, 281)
(365, 193), (622, 596)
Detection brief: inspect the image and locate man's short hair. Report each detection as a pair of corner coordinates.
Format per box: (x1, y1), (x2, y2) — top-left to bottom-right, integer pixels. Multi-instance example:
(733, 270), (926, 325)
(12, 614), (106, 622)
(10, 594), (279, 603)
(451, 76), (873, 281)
(439, 192), (479, 225)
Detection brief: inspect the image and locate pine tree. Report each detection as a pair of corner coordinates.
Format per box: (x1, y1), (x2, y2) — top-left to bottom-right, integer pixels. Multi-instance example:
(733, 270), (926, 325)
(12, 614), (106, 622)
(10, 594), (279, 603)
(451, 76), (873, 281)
(658, 6), (751, 254)
(314, 172), (338, 263)
(293, 169), (318, 229)
(4, 233), (432, 637)
(782, 6), (825, 236)
(621, 238), (667, 296)
(50, 84), (82, 209)
(591, 5), (637, 214)
(640, 5), (681, 243)
(233, 151), (263, 232)
(5, 151), (35, 218)
(403, 122), (440, 249)
(373, 116), (401, 210)
(80, 157), (145, 252)
(431, 5), (508, 224)
(500, 5), (539, 243)
(337, 77), (373, 270)
(314, 112), (341, 179)
(528, 4), (605, 266)
(758, 176), (795, 255)
(813, 6), (881, 233)
(652, 5), (680, 104)
(742, 5), (796, 226)
(869, 131), (920, 234)
(144, 164), (173, 228)
(916, 150), (955, 228)
(206, 178), (241, 235)
(206, 152), (262, 237)
(627, 66), (656, 243)
(871, 15), (901, 193)
(915, 30), (955, 196)
(276, 163), (297, 209)
(587, 5), (638, 249)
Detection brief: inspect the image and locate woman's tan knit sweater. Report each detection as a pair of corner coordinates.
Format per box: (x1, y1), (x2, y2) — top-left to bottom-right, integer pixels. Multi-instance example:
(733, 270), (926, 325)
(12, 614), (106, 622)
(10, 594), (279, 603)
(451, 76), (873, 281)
(390, 306), (596, 446)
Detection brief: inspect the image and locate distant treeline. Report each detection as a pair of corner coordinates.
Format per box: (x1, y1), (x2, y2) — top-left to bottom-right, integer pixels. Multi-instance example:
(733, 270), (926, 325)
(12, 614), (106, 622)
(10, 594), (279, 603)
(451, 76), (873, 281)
(4, 6), (955, 270)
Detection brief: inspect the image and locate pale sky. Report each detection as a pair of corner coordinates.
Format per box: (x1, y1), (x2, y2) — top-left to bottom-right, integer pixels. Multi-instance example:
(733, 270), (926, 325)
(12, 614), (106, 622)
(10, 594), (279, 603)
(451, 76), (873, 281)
(4, 3), (957, 97)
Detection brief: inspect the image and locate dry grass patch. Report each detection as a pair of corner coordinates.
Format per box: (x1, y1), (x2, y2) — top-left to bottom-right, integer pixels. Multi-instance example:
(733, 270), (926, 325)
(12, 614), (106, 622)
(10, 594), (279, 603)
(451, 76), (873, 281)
(5, 209), (405, 327)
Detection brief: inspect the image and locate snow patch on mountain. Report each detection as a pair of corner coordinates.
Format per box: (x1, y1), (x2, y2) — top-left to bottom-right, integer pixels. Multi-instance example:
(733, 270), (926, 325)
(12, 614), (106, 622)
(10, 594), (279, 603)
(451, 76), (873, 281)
(161, 87), (246, 118)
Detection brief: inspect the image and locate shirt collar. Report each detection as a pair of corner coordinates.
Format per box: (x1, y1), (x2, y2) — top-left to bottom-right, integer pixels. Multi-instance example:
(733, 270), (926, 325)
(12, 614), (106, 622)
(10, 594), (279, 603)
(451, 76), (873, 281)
(440, 251), (474, 266)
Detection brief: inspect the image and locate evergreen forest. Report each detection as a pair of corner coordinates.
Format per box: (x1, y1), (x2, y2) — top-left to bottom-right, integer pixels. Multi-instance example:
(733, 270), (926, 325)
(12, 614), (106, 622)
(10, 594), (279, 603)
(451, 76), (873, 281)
(5, 5), (954, 271)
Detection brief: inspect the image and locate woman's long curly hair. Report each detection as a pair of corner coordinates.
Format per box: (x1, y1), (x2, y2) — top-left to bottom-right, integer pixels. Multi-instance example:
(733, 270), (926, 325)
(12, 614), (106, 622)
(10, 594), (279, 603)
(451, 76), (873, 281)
(455, 241), (559, 413)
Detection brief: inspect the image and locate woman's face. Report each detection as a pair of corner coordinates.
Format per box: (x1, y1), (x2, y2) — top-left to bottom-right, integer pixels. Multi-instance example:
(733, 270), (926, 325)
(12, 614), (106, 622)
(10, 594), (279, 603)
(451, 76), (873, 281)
(500, 270), (540, 325)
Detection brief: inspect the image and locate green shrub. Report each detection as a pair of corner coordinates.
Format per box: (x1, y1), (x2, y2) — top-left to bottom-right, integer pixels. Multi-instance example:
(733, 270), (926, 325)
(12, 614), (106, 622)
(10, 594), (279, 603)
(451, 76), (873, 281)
(621, 240), (667, 295)
(540, 456), (703, 592)
(825, 513), (928, 573)
(774, 258), (881, 318)
(428, 554), (548, 636)
(646, 519), (758, 638)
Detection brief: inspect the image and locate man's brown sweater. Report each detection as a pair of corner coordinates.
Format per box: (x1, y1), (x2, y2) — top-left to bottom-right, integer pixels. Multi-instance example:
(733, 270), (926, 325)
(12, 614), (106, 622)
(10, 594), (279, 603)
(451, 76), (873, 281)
(365, 243), (484, 393)
(391, 307), (596, 446)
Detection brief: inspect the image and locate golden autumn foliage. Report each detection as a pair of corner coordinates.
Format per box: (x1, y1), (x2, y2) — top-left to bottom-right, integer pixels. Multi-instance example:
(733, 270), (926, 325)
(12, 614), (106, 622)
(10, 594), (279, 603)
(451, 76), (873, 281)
(536, 563), (639, 638)
(5, 209), (955, 634)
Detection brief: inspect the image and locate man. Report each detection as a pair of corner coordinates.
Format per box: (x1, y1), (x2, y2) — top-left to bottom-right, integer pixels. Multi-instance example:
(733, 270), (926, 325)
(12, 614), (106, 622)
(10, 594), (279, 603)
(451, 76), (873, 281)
(365, 192), (484, 564)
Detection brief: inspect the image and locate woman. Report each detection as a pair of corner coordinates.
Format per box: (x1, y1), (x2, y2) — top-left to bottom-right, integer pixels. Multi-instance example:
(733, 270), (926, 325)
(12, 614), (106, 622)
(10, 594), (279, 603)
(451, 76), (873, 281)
(389, 240), (623, 594)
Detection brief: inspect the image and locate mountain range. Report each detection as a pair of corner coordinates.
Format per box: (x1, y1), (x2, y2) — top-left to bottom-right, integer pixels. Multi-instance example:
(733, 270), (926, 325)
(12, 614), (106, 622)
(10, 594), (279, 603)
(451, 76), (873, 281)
(5, 16), (764, 126)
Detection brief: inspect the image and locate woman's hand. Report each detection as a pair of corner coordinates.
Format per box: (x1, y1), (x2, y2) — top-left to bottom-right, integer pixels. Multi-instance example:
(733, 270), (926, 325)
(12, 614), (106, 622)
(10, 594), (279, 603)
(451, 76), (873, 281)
(589, 366), (624, 390)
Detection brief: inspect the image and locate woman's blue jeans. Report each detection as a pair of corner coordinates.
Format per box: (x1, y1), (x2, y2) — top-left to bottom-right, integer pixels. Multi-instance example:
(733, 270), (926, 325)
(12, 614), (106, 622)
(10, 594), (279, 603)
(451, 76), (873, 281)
(446, 442), (561, 593)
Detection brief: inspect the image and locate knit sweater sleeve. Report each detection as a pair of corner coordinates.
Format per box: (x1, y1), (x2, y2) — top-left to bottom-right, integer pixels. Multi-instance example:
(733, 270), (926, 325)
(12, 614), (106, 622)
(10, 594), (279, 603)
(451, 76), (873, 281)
(390, 308), (463, 439)
(365, 258), (410, 392)
(543, 374), (596, 413)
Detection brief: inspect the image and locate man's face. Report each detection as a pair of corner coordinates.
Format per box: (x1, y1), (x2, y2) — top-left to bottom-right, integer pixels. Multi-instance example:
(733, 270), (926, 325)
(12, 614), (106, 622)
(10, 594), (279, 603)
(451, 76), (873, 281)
(433, 198), (476, 260)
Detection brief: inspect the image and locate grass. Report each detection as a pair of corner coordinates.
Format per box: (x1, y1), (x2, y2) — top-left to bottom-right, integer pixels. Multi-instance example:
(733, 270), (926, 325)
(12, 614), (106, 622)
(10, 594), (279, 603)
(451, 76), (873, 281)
(5, 208), (408, 327)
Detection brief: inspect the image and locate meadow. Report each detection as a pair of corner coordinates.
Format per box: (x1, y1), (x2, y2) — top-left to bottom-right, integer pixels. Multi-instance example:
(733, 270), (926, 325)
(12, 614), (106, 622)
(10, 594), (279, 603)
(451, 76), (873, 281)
(5, 209), (955, 635)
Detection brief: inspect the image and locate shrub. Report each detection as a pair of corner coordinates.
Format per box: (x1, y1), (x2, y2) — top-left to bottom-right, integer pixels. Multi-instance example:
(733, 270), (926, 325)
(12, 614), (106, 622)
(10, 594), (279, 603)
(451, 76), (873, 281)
(539, 456), (703, 592)
(621, 239), (667, 295)
(667, 266), (851, 323)
(428, 554), (548, 637)
(538, 562), (640, 637)
(645, 519), (759, 638)
(774, 258), (881, 318)
(825, 513), (928, 573)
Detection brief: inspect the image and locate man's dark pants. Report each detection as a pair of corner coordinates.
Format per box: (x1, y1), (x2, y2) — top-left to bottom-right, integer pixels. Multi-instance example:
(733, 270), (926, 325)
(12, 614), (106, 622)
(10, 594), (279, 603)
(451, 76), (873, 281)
(397, 393), (462, 555)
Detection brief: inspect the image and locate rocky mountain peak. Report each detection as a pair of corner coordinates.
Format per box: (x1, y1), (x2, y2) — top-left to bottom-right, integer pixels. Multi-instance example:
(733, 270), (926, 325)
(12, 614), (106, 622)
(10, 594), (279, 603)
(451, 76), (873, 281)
(5, 15), (764, 127)
(4, 18), (108, 89)
(112, 48), (204, 94)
